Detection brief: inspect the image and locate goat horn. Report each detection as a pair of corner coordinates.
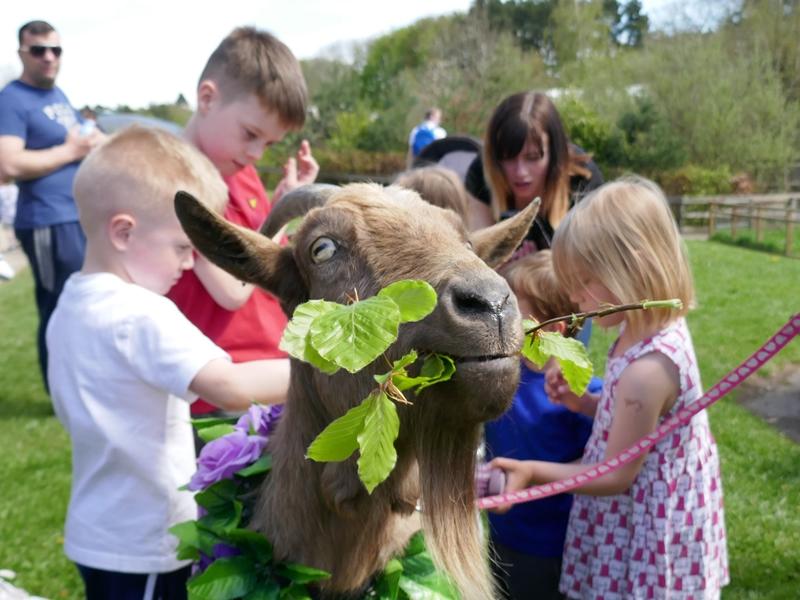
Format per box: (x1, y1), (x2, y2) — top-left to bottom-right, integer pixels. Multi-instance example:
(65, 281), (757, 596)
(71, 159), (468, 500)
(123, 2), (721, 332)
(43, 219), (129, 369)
(260, 183), (339, 238)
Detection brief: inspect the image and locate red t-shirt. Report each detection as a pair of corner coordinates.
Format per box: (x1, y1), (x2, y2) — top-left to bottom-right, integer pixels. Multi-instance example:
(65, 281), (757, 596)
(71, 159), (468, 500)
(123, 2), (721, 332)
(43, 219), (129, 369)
(168, 164), (288, 414)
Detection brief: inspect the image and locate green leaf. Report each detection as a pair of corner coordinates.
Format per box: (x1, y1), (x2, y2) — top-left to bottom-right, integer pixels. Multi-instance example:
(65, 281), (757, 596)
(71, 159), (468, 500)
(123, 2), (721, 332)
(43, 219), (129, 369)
(279, 584), (313, 599)
(223, 528), (273, 562)
(374, 350), (418, 386)
(375, 558), (403, 599)
(357, 391), (400, 493)
(398, 575), (458, 599)
(377, 280), (437, 323)
(520, 332), (549, 368)
(192, 416), (238, 430)
(198, 424), (237, 443)
(309, 296), (400, 373)
(280, 300), (340, 374)
(237, 454), (272, 478)
(195, 480), (242, 533)
(275, 563), (331, 584)
(306, 398), (371, 462)
(521, 318), (539, 332)
(187, 556), (258, 600)
(393, 353), (455, 392)
(243, 580), (280, 600)
(524, 331), (593, 396)
(558, 354), (594, 397)
(169, 520), (201, 561)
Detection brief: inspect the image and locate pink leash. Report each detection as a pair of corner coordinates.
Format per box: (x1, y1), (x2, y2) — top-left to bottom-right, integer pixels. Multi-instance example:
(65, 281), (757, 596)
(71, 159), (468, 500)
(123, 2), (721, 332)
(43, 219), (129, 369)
(477, 313), (800, 510)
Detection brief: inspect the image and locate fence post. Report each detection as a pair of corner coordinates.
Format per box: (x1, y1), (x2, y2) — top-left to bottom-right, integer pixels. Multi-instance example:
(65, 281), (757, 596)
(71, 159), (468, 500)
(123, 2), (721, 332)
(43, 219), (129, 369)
(708, 201), (716, 237)
(731, 204), (738, 239)
(755, 204), (763, 243)
(787, 207), (795, 257)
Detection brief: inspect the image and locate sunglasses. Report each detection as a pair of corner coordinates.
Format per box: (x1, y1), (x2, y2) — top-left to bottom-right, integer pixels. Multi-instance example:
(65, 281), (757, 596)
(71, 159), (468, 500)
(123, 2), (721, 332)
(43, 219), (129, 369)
(22, 45), (62, 58)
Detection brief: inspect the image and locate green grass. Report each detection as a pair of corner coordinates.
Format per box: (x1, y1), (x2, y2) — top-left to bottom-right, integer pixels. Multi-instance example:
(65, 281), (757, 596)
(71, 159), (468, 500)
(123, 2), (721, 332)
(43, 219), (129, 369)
(1, 240), (799, 598)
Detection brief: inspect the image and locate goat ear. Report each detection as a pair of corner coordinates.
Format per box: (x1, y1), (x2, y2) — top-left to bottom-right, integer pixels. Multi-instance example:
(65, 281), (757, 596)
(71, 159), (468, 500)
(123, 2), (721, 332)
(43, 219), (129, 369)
(469, 198), (540, 268)
(174, 191), (306, 309)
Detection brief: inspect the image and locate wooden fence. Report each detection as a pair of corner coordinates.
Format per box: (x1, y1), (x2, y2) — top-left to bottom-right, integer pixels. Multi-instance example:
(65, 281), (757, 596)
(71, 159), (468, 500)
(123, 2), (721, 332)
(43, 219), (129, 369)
(668, 194), (799, 256)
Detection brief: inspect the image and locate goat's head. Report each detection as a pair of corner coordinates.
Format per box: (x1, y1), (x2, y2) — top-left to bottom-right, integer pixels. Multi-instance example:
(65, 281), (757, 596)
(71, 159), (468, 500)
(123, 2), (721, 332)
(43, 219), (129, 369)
(175, 183), (537, 598)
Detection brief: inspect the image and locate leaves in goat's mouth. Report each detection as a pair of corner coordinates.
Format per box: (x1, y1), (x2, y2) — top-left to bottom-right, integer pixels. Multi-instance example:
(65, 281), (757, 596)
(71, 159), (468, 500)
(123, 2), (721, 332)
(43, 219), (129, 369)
(284, 279), (455, 493)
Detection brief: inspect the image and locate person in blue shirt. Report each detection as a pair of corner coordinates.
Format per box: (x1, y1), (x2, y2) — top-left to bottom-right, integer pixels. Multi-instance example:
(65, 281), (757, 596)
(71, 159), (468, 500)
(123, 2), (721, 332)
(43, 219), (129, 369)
(485, 250), (602, 600)
(0, 20), (104, 388)
(406, 107), (446, 166)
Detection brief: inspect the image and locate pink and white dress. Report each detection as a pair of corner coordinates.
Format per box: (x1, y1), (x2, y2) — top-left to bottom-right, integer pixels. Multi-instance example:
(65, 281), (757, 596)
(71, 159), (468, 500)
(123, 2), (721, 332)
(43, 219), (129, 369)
(560, 319), (729, 599)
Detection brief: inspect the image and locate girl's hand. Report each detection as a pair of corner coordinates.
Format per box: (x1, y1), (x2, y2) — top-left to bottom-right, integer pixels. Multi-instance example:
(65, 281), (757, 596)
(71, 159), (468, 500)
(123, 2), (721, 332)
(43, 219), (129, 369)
(486, 457), (533, 514)
(545, 366), (580, 410)
(545, 365), (600, 417)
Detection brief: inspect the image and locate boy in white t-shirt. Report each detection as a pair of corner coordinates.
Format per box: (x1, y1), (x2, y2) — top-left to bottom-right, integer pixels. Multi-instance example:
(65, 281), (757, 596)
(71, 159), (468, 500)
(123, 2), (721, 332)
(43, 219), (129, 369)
(46, 125), (289, 599)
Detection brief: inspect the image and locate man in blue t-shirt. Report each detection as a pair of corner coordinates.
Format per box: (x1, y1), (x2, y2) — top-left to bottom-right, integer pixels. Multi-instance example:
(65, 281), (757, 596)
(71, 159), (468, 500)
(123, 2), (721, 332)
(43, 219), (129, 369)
(0, 20), (104, 389)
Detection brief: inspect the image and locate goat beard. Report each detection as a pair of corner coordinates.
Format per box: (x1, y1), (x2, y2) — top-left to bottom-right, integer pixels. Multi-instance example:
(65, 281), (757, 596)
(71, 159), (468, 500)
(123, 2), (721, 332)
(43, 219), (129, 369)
(414, 410), (495, 600)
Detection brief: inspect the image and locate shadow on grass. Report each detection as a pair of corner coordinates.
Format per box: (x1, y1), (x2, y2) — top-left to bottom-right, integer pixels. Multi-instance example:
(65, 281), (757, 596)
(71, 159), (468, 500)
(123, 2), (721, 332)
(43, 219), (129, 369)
(710, 231), (799, 259)
(0, 396), (54, 419)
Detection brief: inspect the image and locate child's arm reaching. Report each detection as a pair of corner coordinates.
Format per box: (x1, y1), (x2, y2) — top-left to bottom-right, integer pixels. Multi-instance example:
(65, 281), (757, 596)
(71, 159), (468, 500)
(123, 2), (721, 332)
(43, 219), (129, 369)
(491, 353), (679, 510)
(545, 365), (600, 417)
(193, 253), (255, 311)
(189, 357), (291, 411)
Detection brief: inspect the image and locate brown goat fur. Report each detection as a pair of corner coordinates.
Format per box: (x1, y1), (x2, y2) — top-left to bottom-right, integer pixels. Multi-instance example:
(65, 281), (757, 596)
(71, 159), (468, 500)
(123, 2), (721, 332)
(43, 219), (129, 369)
(175, 183), (538, 599)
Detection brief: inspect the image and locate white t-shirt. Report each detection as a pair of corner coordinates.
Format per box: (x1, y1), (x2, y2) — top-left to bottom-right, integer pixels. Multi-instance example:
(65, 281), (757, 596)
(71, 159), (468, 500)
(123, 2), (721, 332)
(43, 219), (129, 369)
(47, 272), (229, 573)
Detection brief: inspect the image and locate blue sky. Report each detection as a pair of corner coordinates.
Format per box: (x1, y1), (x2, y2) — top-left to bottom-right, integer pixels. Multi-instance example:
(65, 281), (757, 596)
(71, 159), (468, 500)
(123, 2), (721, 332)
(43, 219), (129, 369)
(0, 0), (691, 109)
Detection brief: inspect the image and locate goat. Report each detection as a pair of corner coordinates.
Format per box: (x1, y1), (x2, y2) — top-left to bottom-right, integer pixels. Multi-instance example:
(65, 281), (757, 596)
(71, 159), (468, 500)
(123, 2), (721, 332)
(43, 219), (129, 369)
(175, 183), (538, 599)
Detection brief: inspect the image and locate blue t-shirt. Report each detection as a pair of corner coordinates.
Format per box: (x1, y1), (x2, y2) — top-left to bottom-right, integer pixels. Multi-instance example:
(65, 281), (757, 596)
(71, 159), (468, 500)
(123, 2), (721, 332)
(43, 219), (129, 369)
(484, 362), (602, 558)
(0, 80), (82, 228)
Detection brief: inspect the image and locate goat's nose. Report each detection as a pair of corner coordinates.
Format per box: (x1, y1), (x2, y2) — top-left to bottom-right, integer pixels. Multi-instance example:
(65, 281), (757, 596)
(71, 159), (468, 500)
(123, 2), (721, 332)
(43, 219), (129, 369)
(449, 280), (509, 320)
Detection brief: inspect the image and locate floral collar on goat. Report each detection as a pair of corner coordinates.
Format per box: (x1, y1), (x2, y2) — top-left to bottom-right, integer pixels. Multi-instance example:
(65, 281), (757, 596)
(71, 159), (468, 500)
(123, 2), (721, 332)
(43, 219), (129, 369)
(170, 404), (457, 600)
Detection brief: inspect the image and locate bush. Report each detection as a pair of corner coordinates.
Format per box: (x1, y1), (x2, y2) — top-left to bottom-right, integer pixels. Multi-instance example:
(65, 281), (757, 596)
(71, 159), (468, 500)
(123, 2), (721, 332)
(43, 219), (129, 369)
(557, 95), (625, 174)
(616, 96), (687, 174)
(656, 165), (733, 196)
(313, 147), (406, 179)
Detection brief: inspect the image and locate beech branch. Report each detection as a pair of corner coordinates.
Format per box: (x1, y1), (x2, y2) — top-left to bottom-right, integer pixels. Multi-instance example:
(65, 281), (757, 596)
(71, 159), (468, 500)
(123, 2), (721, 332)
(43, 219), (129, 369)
(525, 299), (683, 336)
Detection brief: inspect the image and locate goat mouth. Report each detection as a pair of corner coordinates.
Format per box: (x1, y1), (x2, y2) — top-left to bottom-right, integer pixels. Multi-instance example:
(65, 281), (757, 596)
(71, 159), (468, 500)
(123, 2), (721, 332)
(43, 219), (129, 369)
(450, 353), (514, 364)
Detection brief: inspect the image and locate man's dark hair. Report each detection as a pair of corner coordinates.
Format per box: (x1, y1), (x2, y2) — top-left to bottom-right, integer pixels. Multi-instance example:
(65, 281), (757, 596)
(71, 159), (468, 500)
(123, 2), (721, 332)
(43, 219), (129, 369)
(18, 20), (56, 46)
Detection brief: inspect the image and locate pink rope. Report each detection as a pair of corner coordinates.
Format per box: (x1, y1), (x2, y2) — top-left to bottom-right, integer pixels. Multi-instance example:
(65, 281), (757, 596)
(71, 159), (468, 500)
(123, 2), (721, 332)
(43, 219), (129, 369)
(477, 313), (800, 510)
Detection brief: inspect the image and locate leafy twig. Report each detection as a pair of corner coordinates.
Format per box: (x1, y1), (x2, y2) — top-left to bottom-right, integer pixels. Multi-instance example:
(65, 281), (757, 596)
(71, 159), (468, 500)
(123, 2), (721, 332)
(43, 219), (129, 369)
(525, 299), (683, 336)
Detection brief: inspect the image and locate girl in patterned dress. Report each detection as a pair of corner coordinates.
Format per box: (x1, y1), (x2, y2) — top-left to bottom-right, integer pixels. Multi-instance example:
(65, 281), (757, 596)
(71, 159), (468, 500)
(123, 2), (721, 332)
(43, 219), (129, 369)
(490, 177), (728, 599)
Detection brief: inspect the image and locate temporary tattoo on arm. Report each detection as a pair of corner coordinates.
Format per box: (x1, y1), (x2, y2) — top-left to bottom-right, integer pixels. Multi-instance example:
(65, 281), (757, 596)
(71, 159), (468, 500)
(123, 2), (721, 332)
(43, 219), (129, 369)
(623, 380), (648, 413)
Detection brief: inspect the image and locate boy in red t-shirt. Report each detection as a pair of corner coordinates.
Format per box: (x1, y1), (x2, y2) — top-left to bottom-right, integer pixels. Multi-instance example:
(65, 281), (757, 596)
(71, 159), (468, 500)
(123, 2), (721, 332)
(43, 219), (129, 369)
(169, 27), (318, 418)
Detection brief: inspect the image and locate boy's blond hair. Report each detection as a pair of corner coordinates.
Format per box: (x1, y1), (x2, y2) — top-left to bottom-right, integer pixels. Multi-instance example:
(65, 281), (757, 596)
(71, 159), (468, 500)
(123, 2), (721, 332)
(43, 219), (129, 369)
(73, 126), (227, 233)
(502, 250), (578, 327)
(393, 166), (469, 222)
(552, 176), (694, 336)
(199, 26), (308, 129)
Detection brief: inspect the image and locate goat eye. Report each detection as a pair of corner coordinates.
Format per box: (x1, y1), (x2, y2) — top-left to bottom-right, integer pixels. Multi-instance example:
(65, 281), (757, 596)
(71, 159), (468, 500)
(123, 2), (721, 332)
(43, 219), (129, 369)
(310, 236), (337, 263)
(465, 240), (474, 251)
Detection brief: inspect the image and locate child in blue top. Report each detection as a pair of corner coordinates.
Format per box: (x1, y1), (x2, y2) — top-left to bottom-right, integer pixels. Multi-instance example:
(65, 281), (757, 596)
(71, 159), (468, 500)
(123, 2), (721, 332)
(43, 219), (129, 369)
(484, 250), (602, 600)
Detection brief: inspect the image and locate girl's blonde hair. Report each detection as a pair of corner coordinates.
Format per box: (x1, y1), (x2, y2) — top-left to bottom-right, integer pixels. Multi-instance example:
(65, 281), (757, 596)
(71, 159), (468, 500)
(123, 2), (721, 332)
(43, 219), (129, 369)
(552, 176), (694, 336)
(393, 166), (469, 222)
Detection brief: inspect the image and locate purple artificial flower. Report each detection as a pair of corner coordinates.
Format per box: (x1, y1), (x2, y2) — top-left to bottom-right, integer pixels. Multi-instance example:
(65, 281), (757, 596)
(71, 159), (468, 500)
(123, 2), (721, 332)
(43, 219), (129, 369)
(195, 543), (241, 574)
(188, 429), (267, 491)
(235, 403), (283, 437)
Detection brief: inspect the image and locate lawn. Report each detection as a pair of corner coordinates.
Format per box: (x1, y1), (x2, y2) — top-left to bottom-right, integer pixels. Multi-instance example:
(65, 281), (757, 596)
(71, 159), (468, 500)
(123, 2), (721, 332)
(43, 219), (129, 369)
(1, 239), (798, 599)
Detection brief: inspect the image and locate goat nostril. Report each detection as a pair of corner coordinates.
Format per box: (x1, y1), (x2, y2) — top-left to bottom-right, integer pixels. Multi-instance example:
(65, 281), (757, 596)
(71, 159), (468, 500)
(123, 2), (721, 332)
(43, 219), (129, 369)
(452, 285), (508, 318)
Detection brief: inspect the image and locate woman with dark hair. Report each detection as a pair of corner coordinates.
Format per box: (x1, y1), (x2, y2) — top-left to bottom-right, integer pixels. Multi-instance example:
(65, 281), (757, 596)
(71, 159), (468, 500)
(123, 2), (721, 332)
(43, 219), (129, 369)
(471, 91), (603, 256)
